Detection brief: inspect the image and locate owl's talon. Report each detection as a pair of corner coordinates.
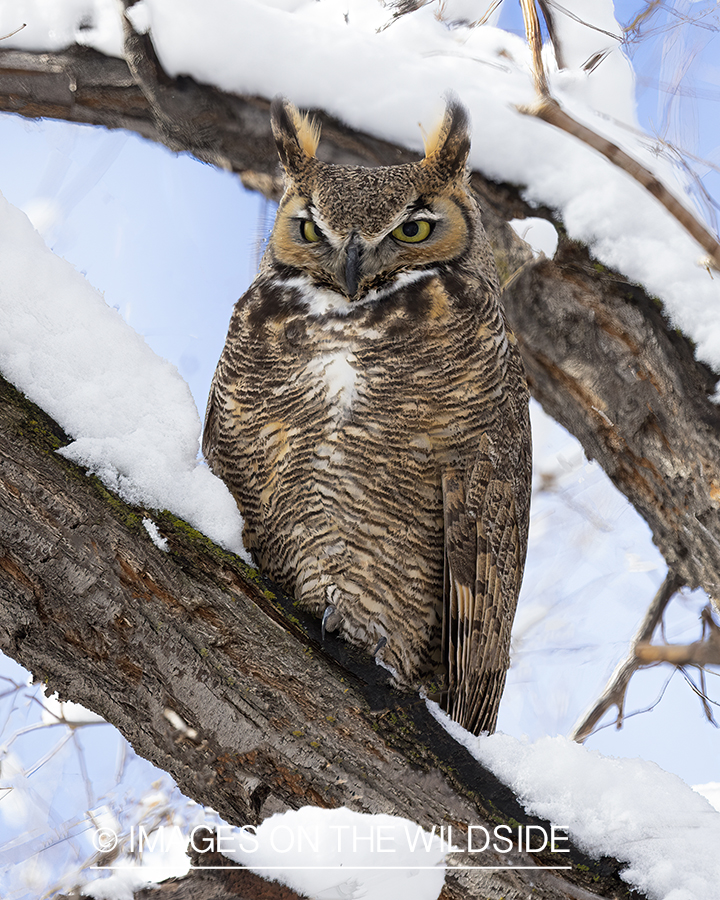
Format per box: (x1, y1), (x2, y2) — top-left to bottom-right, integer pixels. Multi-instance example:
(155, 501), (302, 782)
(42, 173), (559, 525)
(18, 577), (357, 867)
(321, 605), (337, 641)
(373, 636), (387, 656)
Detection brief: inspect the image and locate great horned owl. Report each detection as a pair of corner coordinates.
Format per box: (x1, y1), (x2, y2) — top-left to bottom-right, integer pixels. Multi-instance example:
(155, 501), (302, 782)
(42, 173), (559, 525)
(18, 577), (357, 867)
(203, 97), (531, 735)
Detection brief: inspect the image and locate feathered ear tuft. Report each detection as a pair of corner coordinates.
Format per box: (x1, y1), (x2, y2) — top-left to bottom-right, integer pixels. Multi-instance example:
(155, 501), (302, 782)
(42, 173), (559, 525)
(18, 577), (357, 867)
(421, 97), (471, 186)
(270, 97), (322, 178)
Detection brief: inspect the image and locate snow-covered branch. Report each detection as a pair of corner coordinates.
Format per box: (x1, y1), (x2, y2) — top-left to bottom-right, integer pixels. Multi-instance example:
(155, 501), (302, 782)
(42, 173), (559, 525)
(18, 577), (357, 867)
(516, 1), (720, 271)
(0, 373), (636, 900)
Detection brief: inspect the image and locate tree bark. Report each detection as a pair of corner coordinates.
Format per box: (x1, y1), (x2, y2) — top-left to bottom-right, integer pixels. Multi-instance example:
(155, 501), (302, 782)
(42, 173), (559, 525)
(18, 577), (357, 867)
(1, 376), (636, 900)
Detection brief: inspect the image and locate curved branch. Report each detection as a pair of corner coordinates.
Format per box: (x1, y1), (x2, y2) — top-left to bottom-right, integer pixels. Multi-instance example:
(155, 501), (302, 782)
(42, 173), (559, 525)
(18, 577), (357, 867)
(0, 376), (637, 900)
(519, 97), (720, 271)
(516, 1), (720, 271)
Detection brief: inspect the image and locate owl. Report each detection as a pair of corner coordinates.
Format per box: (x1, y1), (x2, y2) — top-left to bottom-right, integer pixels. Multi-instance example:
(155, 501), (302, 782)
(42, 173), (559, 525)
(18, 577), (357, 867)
(203, 97), (531, 735)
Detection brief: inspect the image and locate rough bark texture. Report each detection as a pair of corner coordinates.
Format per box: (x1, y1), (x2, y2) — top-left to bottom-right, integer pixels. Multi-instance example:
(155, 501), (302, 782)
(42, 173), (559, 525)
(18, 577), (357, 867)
(0, 31), (717, 900)
(500, 234), (720, 598)
(1, 376), (636, 900)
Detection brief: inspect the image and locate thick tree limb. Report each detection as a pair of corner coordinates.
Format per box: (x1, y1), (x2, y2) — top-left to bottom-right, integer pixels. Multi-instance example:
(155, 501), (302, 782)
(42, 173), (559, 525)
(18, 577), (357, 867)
(0, 377), (637, 900)
(498, 240), (720, 601)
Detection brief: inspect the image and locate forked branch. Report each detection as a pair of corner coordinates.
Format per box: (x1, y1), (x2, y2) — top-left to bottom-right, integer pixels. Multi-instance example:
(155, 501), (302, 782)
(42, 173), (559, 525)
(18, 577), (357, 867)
(571, 572), (684, 743)
(636, 606), (720, 667)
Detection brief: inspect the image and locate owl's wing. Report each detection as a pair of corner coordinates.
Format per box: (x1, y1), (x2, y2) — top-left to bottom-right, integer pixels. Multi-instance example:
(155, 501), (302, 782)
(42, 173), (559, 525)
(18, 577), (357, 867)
(441, 431), (529, 735)
(201, 377), (220, 467)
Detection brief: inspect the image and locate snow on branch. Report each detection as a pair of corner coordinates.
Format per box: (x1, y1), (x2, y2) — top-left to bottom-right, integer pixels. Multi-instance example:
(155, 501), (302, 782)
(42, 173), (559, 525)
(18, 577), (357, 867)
(517, 0), (720, 272)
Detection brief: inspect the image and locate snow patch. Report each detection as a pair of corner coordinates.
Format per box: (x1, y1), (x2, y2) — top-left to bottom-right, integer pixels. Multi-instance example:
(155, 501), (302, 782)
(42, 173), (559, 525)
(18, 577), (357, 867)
(0, 0), (123, 56)
(427, 700), (720, 900)
(0, 191), (247, 558)
(142, 517), (169, 552)
(223, 806), (446, 900)
(509, 217), (559, 258)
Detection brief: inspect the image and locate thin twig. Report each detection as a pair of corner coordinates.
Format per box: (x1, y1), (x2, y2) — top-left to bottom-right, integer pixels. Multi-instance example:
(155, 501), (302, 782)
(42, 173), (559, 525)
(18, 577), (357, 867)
(570, 571), (683, 743)
(0, 24), (25, 41)
(623, 0), (664, 45)
(543, 0), (622, 44)
(516, 0), (720, 272)
(519, 0), (550, 97)
(678, 666), (719, 726)
(536, 0), (566, 70)
(519, 96), (720, 271)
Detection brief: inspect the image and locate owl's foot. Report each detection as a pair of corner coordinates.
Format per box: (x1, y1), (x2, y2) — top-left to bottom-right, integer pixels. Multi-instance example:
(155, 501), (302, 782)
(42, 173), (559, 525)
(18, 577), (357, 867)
(321, 604), (342, 640)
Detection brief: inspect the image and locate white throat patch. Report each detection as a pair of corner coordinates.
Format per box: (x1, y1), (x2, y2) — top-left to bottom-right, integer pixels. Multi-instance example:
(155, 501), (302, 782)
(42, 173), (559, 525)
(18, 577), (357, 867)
(277, 269), (437, 316)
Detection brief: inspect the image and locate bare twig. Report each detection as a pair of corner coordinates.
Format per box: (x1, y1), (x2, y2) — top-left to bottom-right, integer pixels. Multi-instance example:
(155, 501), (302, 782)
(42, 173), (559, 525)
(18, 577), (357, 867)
(472, 0), (505, 28)
(623, 1), (664, 45)
(535, 0), (566, 70)
(515, 1), (720, 271)
(519, 96), (720, 271)
(543, 0), (622, 43)
(519, 0), (550, 97)
(0, 24), (25, 42)
(678, 665), (719, 726)
(570, 572), (684, 743)
(636, 606), (720, 666)
(379, 0), (433, 31)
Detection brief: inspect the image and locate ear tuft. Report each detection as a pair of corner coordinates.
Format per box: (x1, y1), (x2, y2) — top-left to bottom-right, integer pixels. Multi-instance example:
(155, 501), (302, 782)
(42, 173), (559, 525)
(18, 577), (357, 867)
(292, 106), (322, 158)
(270, 97), (321, 177)
(421, 96), (471, 185)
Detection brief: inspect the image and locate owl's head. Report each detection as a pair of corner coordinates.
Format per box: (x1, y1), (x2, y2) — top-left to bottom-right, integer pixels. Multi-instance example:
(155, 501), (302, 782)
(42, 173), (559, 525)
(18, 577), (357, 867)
(267, 97), (480, 310)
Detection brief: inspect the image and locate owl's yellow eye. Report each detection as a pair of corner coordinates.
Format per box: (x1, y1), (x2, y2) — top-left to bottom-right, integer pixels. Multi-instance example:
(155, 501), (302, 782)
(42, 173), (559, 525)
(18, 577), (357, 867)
(300, 219), (323, 243)
(392, 220), (433, 243)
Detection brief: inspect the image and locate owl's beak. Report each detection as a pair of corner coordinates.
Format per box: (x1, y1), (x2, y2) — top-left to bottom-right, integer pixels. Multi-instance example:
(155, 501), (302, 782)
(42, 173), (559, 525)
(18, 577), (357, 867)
(344, 233), (362, 298)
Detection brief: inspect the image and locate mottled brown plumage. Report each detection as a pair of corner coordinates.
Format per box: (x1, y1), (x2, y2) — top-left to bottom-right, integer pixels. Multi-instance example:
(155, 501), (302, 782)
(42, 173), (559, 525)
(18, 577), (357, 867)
(203, 97), (531, 734)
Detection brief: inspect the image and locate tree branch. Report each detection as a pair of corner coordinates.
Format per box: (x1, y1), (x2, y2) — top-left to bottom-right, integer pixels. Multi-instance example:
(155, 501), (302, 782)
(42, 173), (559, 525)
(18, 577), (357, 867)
(515, 1), (720, 271)
(519, 97), (720, 271)
(570, 572), (684, 742)
(636, 606), (720, 667)
(0, 376), (638, 900)
(498, 239), (720, 601)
